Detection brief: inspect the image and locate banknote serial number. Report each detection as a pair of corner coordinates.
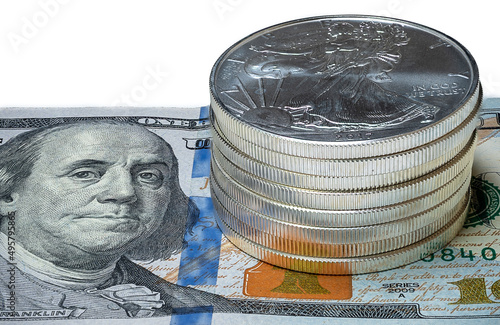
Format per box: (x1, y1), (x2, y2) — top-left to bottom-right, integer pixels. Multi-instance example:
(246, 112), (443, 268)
(422, 248), (497, 262)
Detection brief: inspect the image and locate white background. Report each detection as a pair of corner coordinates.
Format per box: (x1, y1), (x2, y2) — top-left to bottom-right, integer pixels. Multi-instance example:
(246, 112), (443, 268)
(0, 0), (498, 108)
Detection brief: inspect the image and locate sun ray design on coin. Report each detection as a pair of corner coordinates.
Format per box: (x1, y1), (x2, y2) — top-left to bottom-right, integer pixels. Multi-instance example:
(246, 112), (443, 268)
(217, 20), (443, 134)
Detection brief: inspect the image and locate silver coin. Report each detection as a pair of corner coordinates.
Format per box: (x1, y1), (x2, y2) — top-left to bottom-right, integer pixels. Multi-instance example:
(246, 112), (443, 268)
(211, 107), (477, 191)
(210, 101), (479, 189)
(210, 159), (472, 227)
(211, 132), (475, 210)
(215, 195), (470, 274)
(210, 15), (480, 158)
(212, 186), (469, 257)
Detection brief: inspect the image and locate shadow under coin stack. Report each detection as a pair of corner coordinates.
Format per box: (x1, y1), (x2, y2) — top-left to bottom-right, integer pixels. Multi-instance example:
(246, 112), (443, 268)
(209, 15), (482, 274)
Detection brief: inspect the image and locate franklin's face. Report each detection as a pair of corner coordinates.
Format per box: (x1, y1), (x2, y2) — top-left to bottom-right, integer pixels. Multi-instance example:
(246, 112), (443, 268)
(11, 124), (174, 260)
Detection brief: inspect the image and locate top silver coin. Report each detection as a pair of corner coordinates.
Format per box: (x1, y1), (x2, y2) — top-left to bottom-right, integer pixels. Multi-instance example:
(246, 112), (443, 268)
(210, 15), (479, 145)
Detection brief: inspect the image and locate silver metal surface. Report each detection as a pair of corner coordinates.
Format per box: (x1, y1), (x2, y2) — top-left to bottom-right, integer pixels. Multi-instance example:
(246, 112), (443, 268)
(211, 133), (476, 210)
(214, 196), (470, 274)
(208, 15), (480, 275)
(210, 15), (480, 158)
(210, 101), (479, 189)
(210, 160), (472, 227)
(212, 187), (469, 257)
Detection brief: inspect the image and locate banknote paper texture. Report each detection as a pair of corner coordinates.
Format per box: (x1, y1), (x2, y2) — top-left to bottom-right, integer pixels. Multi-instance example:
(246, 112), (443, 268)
(0, 103), (500, 324)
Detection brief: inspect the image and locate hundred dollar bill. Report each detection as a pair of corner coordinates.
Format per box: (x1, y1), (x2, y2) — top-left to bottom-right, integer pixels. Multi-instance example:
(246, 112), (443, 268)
(0, 102), (500, 325)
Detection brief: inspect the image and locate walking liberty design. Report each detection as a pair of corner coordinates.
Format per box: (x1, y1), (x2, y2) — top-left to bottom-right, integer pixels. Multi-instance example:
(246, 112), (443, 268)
(221, 21), (440, 132)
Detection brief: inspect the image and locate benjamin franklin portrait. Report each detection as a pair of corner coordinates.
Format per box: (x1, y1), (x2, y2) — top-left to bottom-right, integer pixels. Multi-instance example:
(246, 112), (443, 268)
(0, 120), (237, 318)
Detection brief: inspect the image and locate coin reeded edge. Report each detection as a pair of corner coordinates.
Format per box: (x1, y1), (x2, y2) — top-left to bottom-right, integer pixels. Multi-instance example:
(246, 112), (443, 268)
(212, 178), (470, 243)
(211, 133), (476, 210)
(210, 101), (479, 186)
(214, 196), (470, 275)
(212, 187), (469, 257)
(210, 160), (472, 227)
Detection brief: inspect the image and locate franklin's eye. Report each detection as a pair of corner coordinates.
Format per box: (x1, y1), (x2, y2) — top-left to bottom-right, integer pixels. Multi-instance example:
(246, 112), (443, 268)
(139, 173), (156, 180)
(70, 170), (101, 180)
(136, 169), (163, 186)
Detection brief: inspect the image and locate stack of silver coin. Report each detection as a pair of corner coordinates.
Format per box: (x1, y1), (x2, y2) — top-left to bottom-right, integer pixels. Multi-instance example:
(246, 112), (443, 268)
(209, 15), (481, 274)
